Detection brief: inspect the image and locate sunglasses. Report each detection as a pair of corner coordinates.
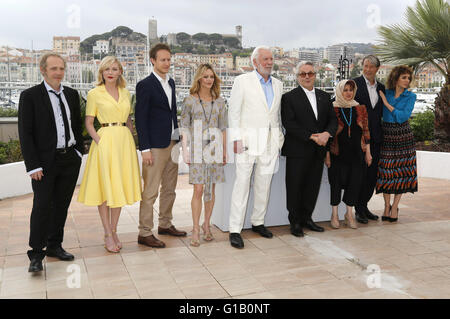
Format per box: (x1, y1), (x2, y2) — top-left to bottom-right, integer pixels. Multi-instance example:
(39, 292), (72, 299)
(297, 72), (316, 78)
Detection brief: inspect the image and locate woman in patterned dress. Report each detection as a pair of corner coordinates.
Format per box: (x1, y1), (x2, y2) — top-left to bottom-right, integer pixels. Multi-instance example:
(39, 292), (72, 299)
(180, 64), (227, 247)
(377, 65), (417, 222)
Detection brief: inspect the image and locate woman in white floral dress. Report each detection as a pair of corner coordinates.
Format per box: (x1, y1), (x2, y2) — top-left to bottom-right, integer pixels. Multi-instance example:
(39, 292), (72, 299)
(180, 64), (227, 247)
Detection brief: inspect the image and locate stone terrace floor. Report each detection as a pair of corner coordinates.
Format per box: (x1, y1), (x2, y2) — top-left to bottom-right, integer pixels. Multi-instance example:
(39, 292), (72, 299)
(0, 176), (449, 299)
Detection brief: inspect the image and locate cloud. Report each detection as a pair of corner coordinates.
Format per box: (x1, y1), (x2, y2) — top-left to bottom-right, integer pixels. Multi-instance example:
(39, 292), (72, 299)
(0, 0), (418, 50)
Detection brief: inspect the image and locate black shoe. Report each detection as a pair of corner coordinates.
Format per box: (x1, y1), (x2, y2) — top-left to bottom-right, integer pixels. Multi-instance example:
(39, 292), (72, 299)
(28, 258), (43, 273)
(305, 220), (324, 232)
(389, 207), (399, 222)
(251, 225), (273, 238)
(382, 205), (392, 221)
(229, 233), (244, 249)
(365, 208), (379, 220)
(290, 224), (304, 237)
(355, 212), (369, 224)
(46, 247), (74, 261)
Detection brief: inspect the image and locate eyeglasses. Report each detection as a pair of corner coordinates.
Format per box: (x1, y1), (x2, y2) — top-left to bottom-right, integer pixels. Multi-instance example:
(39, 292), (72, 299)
(297, 72), (316, 78)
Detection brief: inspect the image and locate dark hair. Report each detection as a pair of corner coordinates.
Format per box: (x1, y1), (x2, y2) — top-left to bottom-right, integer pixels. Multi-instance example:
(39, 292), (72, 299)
(344, 80), (356, 91)
(386, 65), (413, 90)
(150, 43), (171, 61)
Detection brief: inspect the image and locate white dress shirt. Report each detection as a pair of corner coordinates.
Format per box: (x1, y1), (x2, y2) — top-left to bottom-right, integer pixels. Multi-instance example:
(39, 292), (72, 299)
(153, 71), (173, 109)
(28, 81), (81, 175)
(142, 71), (174, 153)
(363, 75), (379, 108)
(301, 85), (318, 120)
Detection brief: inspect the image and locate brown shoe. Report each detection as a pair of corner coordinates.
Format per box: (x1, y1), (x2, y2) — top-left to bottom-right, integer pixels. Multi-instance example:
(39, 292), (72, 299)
(158, 225), (187, 237)
(138, 235), (166, 248)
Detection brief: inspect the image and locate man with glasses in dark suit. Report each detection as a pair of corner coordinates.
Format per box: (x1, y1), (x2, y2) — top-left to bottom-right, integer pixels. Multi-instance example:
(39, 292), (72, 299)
(18, 53), (84, 273)
(281, 61), (337, 237)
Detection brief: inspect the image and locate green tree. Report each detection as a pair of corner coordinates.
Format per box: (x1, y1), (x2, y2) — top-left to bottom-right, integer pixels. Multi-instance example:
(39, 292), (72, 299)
(176, 32), (191, 44)
(111, 26), (133, 37)
(223, 37), (241, 49)
(350, 63), (361, 78)
(208, 33), (223, 45)
(375, 0), (450, 140)
(192, 33), (208, 42)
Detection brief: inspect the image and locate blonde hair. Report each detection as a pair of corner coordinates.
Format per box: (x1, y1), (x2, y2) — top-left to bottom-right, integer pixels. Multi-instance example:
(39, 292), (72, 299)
(96, 56), (126, 88)
(189, 64), (221, 99)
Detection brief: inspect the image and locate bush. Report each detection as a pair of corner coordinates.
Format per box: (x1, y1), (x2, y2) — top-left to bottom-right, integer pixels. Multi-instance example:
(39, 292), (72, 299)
(0, 140), (23, 164)
(409, 110), (435, 141)
(0, 108), (18, 117)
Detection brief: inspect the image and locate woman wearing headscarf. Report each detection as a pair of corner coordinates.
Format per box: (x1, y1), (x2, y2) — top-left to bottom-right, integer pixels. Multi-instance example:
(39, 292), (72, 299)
(325, 80), (371, 229)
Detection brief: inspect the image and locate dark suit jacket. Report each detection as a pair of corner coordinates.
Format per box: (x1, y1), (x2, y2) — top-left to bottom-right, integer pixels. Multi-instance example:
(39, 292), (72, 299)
(135, 73), (178, 151)
(281, 86), (337, 158)
(353, 76), (385, 144)
(18, 82), (83, 172)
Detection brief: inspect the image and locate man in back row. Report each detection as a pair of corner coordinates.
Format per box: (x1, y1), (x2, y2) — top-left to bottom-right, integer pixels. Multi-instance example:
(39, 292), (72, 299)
(353, 55), (385, 224)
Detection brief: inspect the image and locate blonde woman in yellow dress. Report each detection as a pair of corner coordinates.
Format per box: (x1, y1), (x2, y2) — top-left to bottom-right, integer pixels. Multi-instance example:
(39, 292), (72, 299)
(78, 56), (142, 253)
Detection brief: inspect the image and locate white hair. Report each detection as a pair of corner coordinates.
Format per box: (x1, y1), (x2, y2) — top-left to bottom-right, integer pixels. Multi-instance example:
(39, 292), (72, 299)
(295, 61), (315, 75)
(251, 46), (271, 69)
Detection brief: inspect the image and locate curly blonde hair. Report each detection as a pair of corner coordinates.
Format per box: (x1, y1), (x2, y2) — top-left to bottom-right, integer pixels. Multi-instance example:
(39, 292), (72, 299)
(96, 56), (126, 88)
(386, 65), (413, 90)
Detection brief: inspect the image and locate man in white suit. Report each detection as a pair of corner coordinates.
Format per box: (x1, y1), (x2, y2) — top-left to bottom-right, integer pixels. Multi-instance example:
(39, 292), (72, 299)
(228, 46), (284, 249)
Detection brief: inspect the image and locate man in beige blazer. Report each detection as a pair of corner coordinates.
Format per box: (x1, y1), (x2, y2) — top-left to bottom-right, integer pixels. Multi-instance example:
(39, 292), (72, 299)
(228, 46), (284, 249)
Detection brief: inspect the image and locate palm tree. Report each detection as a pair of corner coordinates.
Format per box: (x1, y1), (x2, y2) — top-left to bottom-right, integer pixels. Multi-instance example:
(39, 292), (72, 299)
(375, 0), (450, 140)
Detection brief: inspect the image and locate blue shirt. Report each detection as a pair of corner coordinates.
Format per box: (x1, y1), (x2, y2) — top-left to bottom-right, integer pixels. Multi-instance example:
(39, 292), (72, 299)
(255, 70), (274, 110)
(383, 89), (417, 124)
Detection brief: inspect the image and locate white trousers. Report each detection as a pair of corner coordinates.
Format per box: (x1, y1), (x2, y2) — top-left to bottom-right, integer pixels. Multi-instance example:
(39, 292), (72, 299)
(228, 149), (279, 233)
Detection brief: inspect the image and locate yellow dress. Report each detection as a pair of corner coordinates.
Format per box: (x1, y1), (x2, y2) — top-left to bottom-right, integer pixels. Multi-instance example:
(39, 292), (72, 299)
(78, 85), (142, 208)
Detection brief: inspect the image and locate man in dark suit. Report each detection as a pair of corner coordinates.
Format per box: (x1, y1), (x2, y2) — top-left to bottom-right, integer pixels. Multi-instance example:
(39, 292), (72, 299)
(135, 43), (186, 248)
(352, 55), (385, 224)
(18, 53), (83, 272)
(281, 61), (337, 237)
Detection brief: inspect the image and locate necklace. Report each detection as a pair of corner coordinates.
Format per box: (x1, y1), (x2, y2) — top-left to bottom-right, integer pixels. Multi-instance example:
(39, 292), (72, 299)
(198, 94), (215, 144)
(340, 107), (352, 137)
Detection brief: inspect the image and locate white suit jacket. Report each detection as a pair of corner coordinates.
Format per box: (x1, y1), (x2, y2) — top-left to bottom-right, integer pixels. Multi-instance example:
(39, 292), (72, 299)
(228, 71), (284, 156)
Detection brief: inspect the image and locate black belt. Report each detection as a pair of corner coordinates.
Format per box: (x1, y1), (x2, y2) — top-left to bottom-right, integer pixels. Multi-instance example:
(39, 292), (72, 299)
(56, 146), (74, 154)
(101, 122), (126, 127)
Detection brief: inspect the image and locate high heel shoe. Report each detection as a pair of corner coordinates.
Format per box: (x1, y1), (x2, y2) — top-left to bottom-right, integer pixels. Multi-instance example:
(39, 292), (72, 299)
(389, 207), (399, 222)
(382, 205), (391, 221)
(104, 233), (120, 253)
(202, 223), (214, 241)
(112, 229), (122, 250)
(190, 228), (200, 247)
(344, 213), (358, 229)
(330, 215), (340, 229)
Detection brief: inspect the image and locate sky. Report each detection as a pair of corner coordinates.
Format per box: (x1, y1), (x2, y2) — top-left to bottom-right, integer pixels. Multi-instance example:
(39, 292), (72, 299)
(0, 0), (418, 50)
